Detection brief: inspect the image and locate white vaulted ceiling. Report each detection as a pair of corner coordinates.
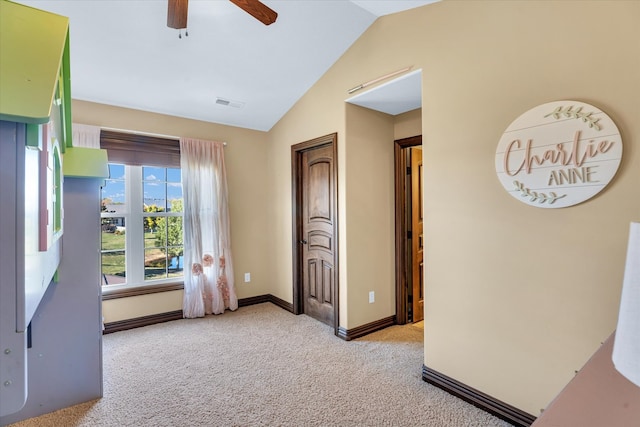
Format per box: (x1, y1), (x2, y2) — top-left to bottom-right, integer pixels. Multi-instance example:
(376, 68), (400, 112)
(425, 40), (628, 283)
(15, 0), (437, 131)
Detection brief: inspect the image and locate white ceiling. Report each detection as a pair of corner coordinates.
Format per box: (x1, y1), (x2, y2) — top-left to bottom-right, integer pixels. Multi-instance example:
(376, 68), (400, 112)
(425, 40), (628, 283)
(16, 0), (437, 131)
(346, 69), (422, 116)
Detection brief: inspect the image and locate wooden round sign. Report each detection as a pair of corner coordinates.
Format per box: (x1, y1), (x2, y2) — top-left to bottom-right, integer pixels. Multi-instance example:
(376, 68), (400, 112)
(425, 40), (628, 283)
(495, 100), (623, 208)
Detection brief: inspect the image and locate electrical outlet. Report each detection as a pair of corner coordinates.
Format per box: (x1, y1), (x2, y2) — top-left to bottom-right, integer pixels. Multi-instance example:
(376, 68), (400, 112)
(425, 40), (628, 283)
(244, 272), (251, 283)
(369, 291), (375, 303)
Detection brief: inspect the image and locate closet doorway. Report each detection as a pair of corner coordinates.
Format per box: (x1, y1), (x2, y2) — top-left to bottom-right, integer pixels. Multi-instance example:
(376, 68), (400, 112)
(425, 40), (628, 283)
(394, 135), (423, 324)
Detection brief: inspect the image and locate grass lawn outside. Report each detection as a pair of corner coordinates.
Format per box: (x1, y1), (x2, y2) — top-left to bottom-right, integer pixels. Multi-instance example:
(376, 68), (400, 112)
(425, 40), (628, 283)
(101, 231), (182, 282)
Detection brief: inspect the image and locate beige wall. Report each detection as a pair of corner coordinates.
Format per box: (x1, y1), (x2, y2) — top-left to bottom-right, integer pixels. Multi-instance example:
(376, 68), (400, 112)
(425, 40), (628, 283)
(394, 108), (421, 140)
(102, 290), (183, 321)
(265, 0), (640, 416)
(72, 100), (271, 322)
(344, 104), (396, 327)
(419, 1), (638, 414)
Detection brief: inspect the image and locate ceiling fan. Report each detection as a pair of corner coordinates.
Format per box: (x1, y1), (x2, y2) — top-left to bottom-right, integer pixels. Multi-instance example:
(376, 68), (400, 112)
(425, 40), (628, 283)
(167, 0), (278, 31)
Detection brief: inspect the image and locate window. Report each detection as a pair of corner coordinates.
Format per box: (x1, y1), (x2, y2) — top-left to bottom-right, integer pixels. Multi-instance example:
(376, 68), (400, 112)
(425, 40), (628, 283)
(142, 166), (183, 281)
(99, 130), (183, 294)
(101, 163), (126, 285)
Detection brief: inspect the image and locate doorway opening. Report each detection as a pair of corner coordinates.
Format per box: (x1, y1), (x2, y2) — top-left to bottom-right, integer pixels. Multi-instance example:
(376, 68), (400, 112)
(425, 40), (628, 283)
(394, 135), (423, 325)
(344, 68), (423, 329)
(291, 133), (339, 335)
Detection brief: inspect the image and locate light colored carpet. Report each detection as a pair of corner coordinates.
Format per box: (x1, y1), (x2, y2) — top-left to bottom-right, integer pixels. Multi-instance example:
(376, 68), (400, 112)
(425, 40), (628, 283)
(8, 303), (513, 426)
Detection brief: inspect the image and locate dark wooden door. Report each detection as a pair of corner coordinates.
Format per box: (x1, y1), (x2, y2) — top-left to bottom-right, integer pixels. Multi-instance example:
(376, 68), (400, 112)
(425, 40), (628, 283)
(300, 143), (336, 326)
(410, 147), (424, 322)
(394, 135), (422, 325)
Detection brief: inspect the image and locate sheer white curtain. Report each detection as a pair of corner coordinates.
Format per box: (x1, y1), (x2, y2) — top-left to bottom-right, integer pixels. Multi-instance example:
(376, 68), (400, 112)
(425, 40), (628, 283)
(72, 123), (101, 148)
(181, 138), (237, 318)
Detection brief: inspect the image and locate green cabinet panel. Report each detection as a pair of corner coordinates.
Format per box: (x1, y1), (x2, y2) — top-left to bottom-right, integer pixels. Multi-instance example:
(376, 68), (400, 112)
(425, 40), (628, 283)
(63, 146), (110, 179)
(0, 1), (70, 126)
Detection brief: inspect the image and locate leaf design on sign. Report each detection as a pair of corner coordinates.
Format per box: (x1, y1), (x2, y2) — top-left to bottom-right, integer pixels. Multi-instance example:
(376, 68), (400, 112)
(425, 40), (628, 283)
(544, 105), (601, 131)
(513, 181), (566, 205)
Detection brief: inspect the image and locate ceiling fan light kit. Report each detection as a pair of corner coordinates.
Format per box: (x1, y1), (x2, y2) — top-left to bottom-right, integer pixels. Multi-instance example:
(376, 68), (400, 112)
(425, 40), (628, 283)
(167, 0), (277, 38)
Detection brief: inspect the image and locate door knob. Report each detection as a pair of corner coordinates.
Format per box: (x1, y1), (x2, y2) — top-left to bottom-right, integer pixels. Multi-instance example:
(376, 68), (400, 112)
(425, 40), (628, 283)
(300, 239), (307, 244)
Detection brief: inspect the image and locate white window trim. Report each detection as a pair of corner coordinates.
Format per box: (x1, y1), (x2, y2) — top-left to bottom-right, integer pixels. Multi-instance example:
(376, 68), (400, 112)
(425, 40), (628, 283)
(101, 164), (183, 293)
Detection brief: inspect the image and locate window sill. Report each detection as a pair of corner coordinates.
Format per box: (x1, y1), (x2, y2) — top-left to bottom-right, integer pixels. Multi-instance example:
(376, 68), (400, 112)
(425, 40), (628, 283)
(102, 281), (184, 300)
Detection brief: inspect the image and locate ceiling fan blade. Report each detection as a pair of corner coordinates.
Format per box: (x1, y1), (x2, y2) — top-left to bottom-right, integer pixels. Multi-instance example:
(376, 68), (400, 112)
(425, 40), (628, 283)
(229, 0), (278, 26)
(167, 0), (188, 29)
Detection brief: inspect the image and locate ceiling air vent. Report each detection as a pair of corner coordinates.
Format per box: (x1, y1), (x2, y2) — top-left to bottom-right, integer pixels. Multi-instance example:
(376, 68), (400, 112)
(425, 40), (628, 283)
(215, 97), (245, 109)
